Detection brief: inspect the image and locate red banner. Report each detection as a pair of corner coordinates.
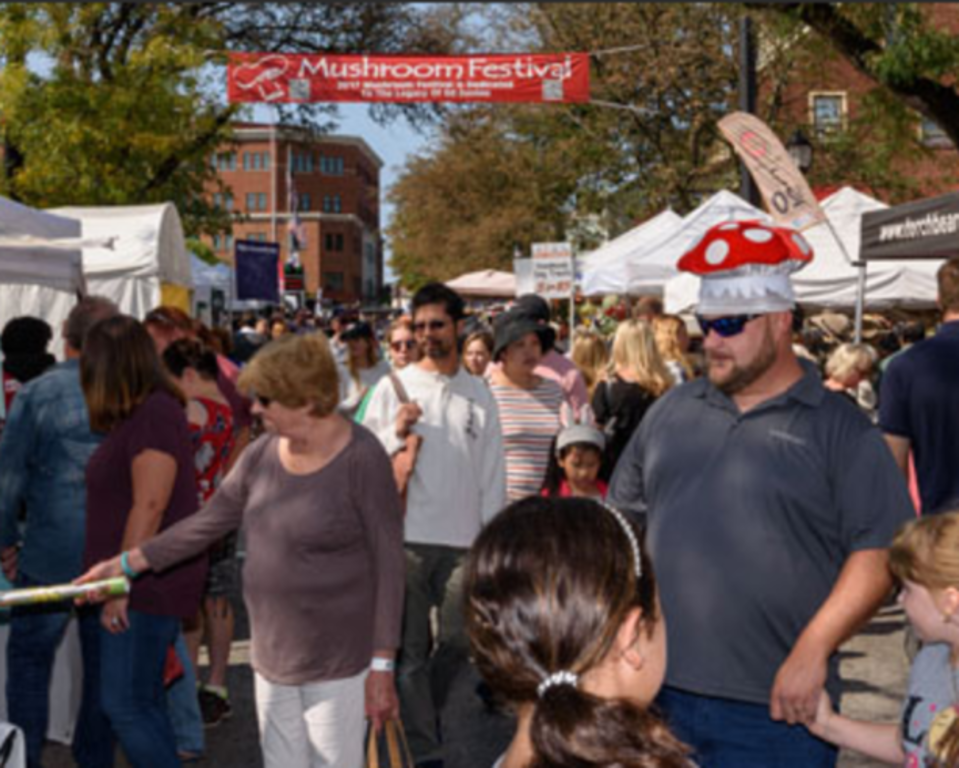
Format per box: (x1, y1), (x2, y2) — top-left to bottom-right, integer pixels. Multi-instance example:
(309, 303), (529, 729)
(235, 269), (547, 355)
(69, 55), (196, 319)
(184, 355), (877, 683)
(228, 53), (590, 104)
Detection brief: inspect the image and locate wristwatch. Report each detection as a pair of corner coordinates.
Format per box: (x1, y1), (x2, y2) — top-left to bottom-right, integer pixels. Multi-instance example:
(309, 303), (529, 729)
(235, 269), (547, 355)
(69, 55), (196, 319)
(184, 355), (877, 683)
(370, 657), (395, 673)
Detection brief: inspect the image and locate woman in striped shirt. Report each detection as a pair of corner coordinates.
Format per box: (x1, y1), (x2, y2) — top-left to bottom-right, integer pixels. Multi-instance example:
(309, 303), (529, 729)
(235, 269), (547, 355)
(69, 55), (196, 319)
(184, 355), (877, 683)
(489, 309), (565, 501)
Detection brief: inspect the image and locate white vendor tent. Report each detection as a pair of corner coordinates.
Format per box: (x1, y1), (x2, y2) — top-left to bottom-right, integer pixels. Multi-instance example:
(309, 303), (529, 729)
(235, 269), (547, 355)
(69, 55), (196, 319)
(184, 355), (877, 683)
(580, 209), (683, 296)
(0, 197), (86, 359)
(192, 255), (234, 324)
(664, 187), (943, 313)
(50, 202), (193, 318)
(446, 268), (516, 298)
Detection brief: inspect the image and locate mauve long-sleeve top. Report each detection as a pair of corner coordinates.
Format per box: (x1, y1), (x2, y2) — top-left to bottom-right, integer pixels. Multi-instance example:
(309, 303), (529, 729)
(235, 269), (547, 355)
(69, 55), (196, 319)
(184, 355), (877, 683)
(142, 423), (405, 685)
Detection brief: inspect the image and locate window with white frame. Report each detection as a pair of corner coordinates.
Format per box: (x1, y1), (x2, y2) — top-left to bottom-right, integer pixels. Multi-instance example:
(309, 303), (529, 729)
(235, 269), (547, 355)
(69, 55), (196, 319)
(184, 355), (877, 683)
(810, 92), (846, 137)
(920, 115), (949, 146)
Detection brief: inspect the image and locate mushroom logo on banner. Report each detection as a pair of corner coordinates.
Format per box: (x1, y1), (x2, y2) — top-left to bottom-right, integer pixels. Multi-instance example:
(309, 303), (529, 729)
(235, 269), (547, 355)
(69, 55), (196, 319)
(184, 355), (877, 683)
(678, 220), (814, 314)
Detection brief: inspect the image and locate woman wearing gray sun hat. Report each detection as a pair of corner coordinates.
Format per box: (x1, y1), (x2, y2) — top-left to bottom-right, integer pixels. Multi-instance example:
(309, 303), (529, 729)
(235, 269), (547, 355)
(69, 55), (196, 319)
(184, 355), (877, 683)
(489, 309), (565, 501)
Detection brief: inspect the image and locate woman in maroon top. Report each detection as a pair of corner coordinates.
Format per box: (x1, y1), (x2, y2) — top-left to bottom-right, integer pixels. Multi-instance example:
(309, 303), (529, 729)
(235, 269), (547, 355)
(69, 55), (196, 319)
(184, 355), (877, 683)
(81, 316), (205, 768)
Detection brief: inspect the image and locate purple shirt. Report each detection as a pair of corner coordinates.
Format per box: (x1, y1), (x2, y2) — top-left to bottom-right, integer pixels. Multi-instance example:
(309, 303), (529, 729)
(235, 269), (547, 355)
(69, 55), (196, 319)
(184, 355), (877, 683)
(84, 390), (206, 618)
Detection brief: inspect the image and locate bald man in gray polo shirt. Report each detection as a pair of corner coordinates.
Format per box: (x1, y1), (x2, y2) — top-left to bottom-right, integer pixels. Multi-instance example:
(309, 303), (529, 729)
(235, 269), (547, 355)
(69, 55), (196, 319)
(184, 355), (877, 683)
(609, 221), (914, 768)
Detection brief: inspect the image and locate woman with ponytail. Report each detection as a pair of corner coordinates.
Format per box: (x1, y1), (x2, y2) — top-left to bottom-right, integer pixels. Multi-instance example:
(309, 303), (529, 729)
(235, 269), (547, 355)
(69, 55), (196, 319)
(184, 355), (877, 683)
(465, 496), (692, 768)
(811, 511), (959, 767)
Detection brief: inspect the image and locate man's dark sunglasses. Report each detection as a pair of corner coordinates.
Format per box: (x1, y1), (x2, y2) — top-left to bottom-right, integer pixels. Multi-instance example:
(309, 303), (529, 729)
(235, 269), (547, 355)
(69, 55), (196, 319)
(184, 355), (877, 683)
(412, 320), (448, 333)
(696, 314), (761, 338)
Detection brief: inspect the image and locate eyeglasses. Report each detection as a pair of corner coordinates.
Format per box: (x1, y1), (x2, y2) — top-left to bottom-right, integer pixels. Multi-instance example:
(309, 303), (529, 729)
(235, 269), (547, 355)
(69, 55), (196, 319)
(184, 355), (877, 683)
(391, 340), (417, 351)
(412, 320), (448, 333)
(696, 314), (762, 338)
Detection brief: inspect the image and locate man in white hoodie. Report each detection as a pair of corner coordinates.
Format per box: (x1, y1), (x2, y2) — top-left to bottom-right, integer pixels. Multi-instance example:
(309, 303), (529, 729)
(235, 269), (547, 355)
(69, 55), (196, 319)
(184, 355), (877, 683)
(363, 282), (506, 768)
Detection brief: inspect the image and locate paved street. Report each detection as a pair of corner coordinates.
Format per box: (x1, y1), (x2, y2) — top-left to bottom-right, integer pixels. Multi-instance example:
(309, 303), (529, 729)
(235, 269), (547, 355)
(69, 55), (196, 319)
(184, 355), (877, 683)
(45, 598), (909, 768)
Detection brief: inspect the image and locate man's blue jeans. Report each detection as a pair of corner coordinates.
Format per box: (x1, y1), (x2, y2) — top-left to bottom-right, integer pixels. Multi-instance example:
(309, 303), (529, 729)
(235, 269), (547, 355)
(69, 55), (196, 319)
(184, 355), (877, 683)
(6, 574), (113, 768)
(656, 686), (838, 768)
(99, 609), (180, 768)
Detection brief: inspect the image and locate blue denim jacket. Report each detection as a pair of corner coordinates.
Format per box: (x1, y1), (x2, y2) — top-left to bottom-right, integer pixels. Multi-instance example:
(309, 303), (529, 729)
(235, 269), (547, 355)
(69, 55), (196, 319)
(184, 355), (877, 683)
(0, 360), (103, 584)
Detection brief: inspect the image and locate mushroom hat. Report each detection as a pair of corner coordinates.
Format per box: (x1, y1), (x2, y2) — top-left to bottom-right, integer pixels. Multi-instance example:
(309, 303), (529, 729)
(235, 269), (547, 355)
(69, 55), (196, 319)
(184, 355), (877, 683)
(678, 220), (814, 314)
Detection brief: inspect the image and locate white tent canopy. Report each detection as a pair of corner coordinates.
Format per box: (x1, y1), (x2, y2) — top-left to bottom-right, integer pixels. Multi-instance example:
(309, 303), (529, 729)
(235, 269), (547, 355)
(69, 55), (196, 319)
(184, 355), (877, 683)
(51, 203), (192, 319)
(446, 269), (516, 298)
(664, 187), (943, 313)
(580, 210), (683, 296)
(0, 198), (86, 358)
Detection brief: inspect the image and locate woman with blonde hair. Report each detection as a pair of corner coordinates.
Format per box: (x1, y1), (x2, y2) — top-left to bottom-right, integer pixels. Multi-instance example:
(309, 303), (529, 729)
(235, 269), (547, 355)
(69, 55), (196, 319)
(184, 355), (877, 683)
(339, 322), (391, 418)
(591, 319), (673, 481)
(570, 329), (609, 399)
(79, 332), (406, 768)
(652, 315), (695, 384)
(385, 315), (420, 371)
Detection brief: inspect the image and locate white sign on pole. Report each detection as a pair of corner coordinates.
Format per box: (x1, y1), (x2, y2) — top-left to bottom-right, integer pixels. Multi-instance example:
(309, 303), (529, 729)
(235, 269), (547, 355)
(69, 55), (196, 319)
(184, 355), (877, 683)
(531, 242), (573, 299)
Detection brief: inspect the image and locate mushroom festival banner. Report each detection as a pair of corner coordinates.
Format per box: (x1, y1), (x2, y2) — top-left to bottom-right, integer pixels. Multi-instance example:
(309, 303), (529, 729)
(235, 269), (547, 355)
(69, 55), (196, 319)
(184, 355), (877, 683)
(228, 53), (590, 104)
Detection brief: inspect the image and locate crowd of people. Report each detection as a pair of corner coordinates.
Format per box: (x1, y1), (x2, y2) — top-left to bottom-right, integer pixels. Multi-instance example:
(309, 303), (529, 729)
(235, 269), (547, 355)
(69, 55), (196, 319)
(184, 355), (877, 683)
(0, 217), (957, 768)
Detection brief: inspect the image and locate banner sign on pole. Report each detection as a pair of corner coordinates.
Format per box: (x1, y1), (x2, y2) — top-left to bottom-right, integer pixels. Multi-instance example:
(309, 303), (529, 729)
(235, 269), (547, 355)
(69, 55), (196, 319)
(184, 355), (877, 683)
(718, 112), (826, 232)
(532, 242), (574, 299)
(860, 190), (959, 261)
(228, 53), (590, 104)
(235, 240), (280, 302)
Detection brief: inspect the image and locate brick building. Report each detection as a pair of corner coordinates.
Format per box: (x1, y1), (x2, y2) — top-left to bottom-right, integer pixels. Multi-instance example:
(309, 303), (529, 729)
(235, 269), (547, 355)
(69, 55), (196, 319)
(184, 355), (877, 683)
(764, 6), (959, 201)
(207, 122), (383, 304)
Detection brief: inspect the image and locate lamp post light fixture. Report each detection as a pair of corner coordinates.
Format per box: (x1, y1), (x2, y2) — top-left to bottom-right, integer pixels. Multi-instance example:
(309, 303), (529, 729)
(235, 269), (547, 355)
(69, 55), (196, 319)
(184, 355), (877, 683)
(786, 129), (814, 174)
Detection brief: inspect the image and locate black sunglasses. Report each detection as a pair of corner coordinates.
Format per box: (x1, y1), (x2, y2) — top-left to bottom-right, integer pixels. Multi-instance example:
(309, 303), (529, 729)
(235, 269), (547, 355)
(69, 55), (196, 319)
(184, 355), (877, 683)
(696, 314), (761, 338)
(413, 320), (448, 333)
(252, 392), (272, 408)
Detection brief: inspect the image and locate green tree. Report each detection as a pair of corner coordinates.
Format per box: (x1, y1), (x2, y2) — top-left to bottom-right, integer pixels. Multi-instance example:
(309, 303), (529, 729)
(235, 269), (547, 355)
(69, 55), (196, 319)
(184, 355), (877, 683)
(389, 2), (744, 286)
(0, 2), (453, 236)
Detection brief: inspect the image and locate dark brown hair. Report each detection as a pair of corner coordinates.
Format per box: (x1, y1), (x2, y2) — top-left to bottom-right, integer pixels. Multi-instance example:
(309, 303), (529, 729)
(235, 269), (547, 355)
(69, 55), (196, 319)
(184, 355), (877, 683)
(466, 497), (689, 768)
(938, 258), (959, 314)
(81, 315), (185, 432)
(162, 338), (220, 381)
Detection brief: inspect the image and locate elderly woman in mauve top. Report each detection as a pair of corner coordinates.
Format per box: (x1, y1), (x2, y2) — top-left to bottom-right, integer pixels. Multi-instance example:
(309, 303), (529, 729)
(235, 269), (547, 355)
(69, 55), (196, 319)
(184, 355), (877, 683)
(80, 331), (406, 768)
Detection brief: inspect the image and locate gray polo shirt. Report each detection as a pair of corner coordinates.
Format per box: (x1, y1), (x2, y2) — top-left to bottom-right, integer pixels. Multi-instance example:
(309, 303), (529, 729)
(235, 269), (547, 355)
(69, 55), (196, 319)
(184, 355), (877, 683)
(608, 362), (913, 704)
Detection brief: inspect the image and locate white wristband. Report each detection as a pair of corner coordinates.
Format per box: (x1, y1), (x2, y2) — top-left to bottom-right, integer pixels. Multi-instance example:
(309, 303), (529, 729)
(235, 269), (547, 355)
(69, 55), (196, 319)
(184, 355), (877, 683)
(370, 657), (395, 672)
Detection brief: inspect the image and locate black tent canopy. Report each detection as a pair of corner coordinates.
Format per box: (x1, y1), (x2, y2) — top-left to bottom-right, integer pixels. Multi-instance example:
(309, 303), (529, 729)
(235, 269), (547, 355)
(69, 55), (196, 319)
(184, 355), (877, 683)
(860, 190), (959, 261)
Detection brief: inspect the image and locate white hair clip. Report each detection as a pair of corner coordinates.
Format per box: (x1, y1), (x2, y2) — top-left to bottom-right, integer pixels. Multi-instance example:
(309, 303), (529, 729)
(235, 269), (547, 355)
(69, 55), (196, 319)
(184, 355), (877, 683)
(537, 669), (579, 698)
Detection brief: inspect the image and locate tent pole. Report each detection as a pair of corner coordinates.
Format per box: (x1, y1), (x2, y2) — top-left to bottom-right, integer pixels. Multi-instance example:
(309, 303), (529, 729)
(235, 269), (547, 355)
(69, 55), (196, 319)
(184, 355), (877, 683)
(854, 262), (866, 344)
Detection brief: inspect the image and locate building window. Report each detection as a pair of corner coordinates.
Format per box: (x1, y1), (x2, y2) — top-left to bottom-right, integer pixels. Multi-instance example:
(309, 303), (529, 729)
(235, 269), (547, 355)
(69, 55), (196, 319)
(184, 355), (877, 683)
(213, 193), (234, 211)
(213, 233), (234, 252)
(325, 233), (344, 252)
(299, 193), (311, 211)
(212, 152), (236, 171)
(245, 193), (268, 212)
(810, 92), (846, 137)
(322, 194), (342, 213)
(243, 151), (271, 171)
(246, 232), (267, 243)
(920, 116), (950, 147)
(324, 271), (345, 291)
(320, 155), (344, 176)
(292, 152), (313, 173)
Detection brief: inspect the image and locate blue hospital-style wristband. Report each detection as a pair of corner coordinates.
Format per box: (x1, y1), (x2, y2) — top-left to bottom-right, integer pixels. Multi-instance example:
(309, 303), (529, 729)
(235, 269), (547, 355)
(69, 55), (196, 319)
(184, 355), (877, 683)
(120, 551), (139, 581)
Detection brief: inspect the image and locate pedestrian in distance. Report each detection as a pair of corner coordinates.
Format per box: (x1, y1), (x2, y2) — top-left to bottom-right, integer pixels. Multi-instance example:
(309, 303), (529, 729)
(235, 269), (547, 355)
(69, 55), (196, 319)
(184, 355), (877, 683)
(810, 511), (959, 767)
(465, 495), (692, 768)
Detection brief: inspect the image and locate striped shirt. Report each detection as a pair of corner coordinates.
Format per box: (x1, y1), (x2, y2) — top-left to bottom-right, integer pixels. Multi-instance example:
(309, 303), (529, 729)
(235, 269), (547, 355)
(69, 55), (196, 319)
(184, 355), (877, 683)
(490, 378), (564, 501)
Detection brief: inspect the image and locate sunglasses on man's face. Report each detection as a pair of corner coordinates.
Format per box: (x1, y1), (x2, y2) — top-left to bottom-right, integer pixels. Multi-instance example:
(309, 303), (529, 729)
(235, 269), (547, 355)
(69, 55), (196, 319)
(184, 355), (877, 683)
(413, 320), (448, 333)
(696, 314), (761, 338)
(391, 340), (417, 351)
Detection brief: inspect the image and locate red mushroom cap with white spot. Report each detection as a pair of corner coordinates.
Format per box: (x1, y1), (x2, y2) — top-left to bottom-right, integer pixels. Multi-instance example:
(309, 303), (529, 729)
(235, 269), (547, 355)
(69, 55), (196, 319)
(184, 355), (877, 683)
(678, 220), (813, 277)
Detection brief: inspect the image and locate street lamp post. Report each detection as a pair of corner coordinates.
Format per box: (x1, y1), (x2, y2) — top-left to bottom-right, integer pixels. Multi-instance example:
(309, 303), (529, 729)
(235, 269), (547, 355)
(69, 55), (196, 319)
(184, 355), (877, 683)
(786, 130), (814, 174)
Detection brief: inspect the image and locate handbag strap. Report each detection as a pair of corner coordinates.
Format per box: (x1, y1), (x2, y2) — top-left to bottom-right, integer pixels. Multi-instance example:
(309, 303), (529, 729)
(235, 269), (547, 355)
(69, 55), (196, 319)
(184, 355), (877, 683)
(366, 720), (414, 768)
(388, 372), (411, 405)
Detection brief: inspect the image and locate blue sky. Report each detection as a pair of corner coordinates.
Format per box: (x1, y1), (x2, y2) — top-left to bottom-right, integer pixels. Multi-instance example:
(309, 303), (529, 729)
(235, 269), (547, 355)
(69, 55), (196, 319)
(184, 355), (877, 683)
(253, 102), (434, 282)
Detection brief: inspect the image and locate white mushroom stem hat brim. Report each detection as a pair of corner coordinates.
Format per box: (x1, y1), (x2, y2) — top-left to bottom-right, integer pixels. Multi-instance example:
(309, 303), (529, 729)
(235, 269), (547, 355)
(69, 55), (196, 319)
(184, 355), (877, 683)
(697, 273), (796, 314)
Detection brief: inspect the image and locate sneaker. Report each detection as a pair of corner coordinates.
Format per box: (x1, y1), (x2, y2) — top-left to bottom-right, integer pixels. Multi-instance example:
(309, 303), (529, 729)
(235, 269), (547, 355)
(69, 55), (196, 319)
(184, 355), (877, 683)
(199, 687), (232, 728)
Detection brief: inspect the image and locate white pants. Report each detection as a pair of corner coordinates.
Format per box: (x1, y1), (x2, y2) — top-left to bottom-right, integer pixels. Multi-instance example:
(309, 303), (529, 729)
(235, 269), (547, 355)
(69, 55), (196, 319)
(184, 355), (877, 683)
(254, 670), (366, 768)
